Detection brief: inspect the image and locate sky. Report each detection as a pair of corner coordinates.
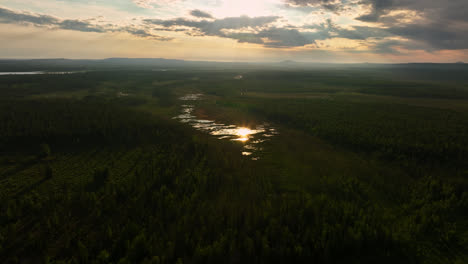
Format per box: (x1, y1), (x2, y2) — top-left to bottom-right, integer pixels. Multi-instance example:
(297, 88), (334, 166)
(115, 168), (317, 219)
(0, 0), (467, 62)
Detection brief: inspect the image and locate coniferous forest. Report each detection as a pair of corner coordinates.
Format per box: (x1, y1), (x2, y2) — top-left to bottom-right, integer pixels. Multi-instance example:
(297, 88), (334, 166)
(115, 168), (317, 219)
(1, 62), (468, 263)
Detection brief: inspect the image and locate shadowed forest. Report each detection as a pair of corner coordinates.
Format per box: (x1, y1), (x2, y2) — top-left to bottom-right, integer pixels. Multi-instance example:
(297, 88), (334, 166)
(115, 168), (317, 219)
(1, 61), (468, 263)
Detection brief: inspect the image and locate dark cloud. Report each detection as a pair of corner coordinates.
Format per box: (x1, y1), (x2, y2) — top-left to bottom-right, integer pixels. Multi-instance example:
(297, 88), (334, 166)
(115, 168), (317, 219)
(283, 0), (346, 12)
(388, 23), (468, 50)
(357, 0), (468, 23)
(146, 16), (247, 41)
(322, 17), (467, 52)
(356, 0), (403, 22)
(259, 27), (314, 47)
(0, 7), (58, 25)
(145, 16), (279, 34)
(190, 9), (213, 19)
(144, 15), (316, 47)
(354, 0), (468, 51)
(145, 15), (318, 47)
(144, 15), (396, 48)
(2, 1), (468, 53)
(119, 27), (170, 40)
(335, 26), (390, 40)
(59, 20), (106, 33)
(283, 0), (468, 52)
(303, 19), (389, 40)
(222, 32), (264, 44)
(228, 27), (315, 47)
(0, 6), (170, 40)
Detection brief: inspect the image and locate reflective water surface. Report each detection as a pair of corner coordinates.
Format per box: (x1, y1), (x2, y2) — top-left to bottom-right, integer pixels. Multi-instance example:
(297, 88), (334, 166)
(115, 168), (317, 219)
(174, 94), (278, 159)
(0, 71), (79, 75)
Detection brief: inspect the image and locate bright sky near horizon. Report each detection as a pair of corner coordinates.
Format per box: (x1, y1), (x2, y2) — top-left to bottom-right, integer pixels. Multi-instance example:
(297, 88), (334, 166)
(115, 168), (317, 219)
(1, 0), (467, 62)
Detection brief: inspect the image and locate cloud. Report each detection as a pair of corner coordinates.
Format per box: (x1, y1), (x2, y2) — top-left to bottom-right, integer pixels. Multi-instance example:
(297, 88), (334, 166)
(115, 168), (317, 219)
(59, 19), (106, 33)
(145, 15), (317, 47)
(190, 9), (213, 19)
(283, 0), (346, 12)
(354, 0), (468, 51)
(302, 19), (388, 41)
(387, 23), (468, 50)
(228, 27), (316, 47)
(132, 0), (181, 9)
(357, 0), (468, 23)
(0, 6), (59, 25)
(258, 27), (315, 47)
(2, 0), (468, 54)
(282, 0), (468, 51)
(356, 0), (400, 22)
(145, 16), (277, 37)
(143, 15), (393, 48)
(0, 6), (171, 41)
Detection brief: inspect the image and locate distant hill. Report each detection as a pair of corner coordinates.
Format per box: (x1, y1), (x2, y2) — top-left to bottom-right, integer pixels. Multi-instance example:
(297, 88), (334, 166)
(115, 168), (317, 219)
(1, 58), (468, 71)
(0, 58), (234, 71)
(102, 57), (186, 65)
(279, 60), (297, 64)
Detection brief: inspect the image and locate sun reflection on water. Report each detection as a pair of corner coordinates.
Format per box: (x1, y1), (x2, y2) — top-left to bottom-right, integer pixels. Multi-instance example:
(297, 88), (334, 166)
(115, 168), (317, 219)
(235, 127), (252, 142)
(175, 94), (279, 159)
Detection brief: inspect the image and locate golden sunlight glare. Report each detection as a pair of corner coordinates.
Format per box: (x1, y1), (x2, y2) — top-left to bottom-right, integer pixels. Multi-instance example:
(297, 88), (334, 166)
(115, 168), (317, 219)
(236, 127), (252, 141)
(215, 0), (279, 17)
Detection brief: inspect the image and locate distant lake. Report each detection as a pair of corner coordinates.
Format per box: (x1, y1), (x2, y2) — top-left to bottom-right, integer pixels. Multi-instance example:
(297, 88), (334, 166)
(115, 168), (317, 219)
(0, 71), (78, 75)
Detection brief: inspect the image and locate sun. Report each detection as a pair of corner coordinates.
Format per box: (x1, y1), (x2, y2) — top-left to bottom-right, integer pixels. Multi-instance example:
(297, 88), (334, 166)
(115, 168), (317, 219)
(214, 0), (280, 17)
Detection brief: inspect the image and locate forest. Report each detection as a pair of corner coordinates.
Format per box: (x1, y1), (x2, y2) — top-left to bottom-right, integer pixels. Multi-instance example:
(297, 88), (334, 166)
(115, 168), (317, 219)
(0, 63), (467, 263)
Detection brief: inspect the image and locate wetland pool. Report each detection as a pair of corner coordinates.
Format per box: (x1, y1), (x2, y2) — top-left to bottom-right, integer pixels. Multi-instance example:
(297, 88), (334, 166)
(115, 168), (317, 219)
(174, 94), (278, 160)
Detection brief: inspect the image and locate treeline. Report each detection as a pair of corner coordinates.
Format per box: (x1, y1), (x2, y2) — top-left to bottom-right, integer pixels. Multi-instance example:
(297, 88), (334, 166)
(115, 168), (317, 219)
(358, 81), (468, 99)
(250, 98), (468, 166)
(221, 69), (468, 98)
(0, 98), (182, 153)
(0, 73), (100, 98)
(0, 70), (192, 98)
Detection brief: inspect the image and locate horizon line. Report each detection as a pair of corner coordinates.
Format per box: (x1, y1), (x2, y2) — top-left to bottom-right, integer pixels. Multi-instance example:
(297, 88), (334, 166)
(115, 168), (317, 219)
(0, 57), (465, 65)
